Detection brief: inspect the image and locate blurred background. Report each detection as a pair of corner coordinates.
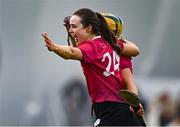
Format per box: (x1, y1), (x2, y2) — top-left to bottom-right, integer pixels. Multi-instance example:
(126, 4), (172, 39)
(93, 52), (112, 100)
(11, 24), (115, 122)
(0, 0), (180, 126)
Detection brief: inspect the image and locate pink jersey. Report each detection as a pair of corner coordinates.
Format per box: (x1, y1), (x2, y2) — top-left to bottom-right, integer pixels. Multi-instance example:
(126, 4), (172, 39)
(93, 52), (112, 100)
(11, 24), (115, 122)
(120, 55), (132, 73)
(78, 36), (132, 103)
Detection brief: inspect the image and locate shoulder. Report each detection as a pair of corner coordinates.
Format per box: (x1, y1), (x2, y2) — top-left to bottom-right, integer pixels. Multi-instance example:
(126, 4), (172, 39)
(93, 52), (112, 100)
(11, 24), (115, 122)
(93, 38), (111, 55)
(78, 40), (95, 50)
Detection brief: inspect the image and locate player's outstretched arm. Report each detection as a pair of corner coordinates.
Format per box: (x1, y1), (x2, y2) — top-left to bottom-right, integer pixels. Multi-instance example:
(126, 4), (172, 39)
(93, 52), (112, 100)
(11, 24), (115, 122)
(42, 32), (82, 61)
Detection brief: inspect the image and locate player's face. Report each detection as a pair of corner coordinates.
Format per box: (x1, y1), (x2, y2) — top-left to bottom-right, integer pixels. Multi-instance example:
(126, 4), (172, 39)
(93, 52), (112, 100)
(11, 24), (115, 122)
(69, 15), (89, 45)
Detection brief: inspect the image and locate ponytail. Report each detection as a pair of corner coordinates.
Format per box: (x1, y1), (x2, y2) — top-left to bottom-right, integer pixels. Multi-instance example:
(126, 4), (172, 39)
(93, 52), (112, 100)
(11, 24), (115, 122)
(95, 12), (121, 54)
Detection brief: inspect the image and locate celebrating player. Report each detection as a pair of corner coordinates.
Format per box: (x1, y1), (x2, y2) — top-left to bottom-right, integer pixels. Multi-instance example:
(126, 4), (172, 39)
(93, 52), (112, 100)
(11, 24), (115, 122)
(42, 8), (142, 126)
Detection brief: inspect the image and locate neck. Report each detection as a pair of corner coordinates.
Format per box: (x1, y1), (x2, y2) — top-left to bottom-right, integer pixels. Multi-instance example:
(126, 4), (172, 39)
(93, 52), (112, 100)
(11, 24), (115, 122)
(87, 34), (97, 41)
(78, 34), (98, 45)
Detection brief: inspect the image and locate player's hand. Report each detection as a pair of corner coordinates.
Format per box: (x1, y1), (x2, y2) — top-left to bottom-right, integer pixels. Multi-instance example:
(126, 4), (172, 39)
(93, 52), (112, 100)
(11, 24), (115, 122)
(129, 103), (144, 117)
(42, 32), (56, 51)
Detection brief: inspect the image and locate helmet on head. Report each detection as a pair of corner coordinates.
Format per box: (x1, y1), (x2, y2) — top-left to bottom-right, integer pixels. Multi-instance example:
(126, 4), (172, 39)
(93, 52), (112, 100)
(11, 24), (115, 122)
(102, 13), (124, 38)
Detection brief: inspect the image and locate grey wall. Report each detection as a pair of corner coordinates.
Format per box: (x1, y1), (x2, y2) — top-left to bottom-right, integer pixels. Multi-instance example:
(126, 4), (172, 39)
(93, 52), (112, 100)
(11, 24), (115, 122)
(0, 0), (179, 125)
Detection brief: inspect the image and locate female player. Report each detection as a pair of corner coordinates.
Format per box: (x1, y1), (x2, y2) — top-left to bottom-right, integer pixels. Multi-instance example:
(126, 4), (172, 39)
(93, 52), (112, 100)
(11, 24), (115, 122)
(102, 12), (145, 119)
(102, 13), (139, 96)
(64, 12), (144, 115)
(42, 8), (141, 126)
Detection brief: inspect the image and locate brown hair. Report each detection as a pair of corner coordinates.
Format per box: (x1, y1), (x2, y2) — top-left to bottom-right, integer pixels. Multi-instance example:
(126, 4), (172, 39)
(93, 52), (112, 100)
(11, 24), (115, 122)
(73, 8), (121, 54)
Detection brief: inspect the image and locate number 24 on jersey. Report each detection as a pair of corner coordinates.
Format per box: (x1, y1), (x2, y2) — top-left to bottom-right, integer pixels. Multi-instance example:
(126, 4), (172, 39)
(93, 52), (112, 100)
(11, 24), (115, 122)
(101, 51), (120, 77)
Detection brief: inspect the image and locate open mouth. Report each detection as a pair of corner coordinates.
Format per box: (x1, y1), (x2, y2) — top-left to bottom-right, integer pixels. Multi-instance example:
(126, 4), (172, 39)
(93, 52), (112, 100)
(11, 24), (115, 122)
(74, 36), (78, 42)
(70, 34), (78, 42)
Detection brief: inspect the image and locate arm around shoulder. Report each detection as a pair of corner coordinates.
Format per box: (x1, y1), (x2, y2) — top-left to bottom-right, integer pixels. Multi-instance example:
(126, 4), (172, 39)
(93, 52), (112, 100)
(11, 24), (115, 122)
(121, 39), (140, 57)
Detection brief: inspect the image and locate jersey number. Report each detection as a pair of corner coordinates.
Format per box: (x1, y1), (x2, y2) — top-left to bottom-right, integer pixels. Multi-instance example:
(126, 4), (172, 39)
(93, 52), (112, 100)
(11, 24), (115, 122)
(101, 51), (120, 77)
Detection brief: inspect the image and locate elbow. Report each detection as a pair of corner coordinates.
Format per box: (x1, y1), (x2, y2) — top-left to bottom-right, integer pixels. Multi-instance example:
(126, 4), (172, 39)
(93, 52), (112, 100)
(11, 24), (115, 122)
(62, 47), (75, 60)
(63, 53), (76, 60)
(61, 47), (82, 61)
(61, 56), (69, 60)
(61, 54), (72, 60)
(63, 54), (73, 60)
(134, 51), (140, 57)
(63, 57), (69, 60)
(132, 47), (140, 57)
(136, 46), (140, 55)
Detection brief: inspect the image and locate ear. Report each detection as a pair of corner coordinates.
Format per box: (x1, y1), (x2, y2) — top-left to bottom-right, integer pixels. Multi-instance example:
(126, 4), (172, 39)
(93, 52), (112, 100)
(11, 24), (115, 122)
(86, 25), (93, 34)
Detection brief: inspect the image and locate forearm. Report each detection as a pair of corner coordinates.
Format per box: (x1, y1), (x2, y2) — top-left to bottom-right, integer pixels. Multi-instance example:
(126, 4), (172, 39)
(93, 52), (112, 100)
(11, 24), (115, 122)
(125, 81), (138, 96)
(53, 44), (71, 59)
(52, 44), (82, 60)
(121, 69), (138, 95)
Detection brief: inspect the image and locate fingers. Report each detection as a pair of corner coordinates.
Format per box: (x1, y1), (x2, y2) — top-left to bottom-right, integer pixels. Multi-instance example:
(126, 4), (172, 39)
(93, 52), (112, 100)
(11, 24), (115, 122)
(42, 33), (51, 44)
(42, 32), (53, 51)
(129, 106), (135, 112)
(137, 103), (144, 116)
(42, 32), (48, 39)
(129, 103), (145, 117)
(137, 108), (144, 116)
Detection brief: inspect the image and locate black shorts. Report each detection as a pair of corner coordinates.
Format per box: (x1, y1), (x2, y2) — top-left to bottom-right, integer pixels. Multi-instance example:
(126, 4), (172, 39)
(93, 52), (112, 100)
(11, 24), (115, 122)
(92, 101), (142, 126)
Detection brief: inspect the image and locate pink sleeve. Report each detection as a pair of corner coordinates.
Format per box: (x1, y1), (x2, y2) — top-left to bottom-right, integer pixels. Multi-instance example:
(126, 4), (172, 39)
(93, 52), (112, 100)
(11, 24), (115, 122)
(77, 41), (97, 63)
(120, 55), (133, 73)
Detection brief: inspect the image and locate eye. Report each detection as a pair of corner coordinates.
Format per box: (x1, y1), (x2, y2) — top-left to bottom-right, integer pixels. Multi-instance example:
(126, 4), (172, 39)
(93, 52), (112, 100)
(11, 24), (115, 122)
(70, 24), (77, 28)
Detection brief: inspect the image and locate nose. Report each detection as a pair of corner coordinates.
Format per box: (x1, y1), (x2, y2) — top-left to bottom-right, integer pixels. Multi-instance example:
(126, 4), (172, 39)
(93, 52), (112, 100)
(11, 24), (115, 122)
(69, 26), (73, 33)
